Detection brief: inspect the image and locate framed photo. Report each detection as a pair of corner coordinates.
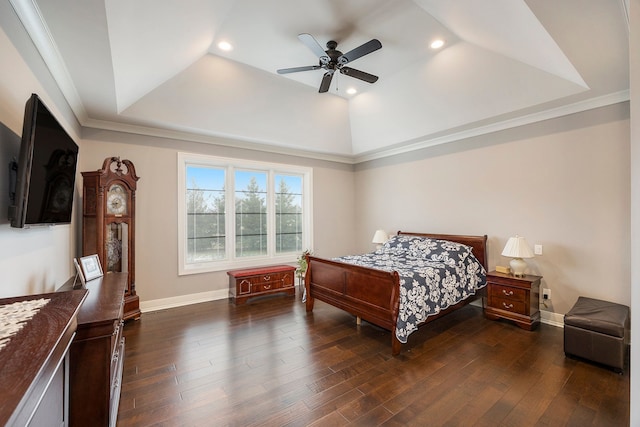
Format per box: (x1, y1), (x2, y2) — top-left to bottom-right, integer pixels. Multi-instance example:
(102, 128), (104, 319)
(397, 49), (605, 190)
(73, 258), (86, 287)
(79, 254), (103, 282)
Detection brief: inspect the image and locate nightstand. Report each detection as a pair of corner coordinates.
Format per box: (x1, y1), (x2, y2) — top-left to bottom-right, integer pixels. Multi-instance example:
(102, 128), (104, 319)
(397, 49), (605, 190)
(484, 270), (542, 330)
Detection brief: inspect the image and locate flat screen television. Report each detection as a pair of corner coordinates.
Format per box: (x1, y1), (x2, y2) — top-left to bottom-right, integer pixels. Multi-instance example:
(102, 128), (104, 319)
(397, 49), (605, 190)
(8, 94), (79, 228)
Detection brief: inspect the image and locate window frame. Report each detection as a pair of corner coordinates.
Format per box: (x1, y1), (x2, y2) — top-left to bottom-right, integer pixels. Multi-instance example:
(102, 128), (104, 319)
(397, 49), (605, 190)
(178, 152), (313, 275)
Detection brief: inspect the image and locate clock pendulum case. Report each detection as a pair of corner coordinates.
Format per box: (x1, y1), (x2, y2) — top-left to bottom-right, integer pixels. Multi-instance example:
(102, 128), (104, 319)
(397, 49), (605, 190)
(82, 157), (141, 320)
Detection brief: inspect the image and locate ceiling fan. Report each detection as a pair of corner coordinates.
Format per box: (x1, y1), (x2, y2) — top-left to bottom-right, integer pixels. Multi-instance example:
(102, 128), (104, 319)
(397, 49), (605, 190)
(277, 33), (382, 93)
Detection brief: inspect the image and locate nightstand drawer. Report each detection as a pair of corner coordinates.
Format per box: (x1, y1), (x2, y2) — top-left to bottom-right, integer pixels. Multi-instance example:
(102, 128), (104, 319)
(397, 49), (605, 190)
(489, 296), (527, 315)
(488, 284), (526, 302)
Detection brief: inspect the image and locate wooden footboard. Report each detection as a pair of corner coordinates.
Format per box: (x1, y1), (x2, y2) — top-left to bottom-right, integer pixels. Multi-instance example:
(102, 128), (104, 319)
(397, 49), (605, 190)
(304, 255), (404, 353)
(305, 232), (488, 356)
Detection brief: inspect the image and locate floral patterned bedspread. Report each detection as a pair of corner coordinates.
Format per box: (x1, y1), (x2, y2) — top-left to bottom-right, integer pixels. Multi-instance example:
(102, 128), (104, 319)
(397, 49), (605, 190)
(334, 235), (487, 343)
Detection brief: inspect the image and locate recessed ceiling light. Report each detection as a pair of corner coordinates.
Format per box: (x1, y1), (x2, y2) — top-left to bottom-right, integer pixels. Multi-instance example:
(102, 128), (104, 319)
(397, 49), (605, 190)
(218, 41), (233, 51)
(430, 39), (445, 49)
(346, 87), (357, 95)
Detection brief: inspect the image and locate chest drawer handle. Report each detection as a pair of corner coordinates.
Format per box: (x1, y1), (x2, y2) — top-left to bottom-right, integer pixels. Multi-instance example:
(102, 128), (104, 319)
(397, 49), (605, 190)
(263, 284), (272, 290)
(502, 289), (514, 296)
(502, 302), (514, 309)
(263, 275), (271, 281)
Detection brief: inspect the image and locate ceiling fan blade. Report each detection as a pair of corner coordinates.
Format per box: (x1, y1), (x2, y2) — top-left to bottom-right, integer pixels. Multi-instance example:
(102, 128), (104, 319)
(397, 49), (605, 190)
(298, 33), (330, 65)
(340, 67), (378, 83)
(338, 39), (382, 65)
(319, 71), (334, 93)
(277, 65), (321, 74)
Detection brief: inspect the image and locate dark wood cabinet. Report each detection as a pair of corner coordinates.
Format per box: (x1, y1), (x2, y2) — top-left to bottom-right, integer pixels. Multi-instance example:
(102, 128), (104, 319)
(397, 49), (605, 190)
(0, 289), (87, 426)
(228, 265), (296, 304)
(484, 270), (542, 330)
(59, 273), (127, 427)
(82, 157), (140, 320)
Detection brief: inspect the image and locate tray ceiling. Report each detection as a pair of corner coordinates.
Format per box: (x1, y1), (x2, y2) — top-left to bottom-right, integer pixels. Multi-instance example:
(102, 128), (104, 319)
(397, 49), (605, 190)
(11, 0), (629, 162)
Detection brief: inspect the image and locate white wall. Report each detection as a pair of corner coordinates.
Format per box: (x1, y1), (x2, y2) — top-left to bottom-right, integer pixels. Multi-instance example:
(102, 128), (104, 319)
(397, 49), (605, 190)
(355, 103), (630, 319)
(629, 0), (639, 425)
(0, 4), (82, 297)
(79, 129), (357, 308)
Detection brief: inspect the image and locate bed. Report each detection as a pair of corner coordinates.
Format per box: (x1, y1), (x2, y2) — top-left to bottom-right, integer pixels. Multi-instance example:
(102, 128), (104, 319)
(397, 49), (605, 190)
(304, 231), (488, 355)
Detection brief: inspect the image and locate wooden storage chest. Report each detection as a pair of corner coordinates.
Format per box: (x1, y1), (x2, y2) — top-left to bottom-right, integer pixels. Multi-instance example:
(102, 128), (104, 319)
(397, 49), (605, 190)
(227, 265), (296, 304)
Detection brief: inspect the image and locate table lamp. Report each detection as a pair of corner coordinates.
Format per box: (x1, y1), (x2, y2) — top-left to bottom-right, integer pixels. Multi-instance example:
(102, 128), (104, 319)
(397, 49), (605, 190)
(501, 235), (534, 277)
(372, 229), (388, 249)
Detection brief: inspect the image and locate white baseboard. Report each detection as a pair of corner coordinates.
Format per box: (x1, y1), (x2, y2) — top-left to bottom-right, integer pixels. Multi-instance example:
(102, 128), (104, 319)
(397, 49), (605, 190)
(140, 290), (564, 330)
(541, 310), (565, 328)
(140, 289), (229, 313)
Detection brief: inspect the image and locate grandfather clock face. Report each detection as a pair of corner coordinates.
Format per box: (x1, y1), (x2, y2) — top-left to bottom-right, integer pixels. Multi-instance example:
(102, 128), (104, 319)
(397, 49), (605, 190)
(107, 184), (128, 215)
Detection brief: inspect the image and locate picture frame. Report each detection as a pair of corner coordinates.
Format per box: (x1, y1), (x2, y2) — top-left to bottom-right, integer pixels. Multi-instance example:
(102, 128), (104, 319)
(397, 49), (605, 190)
(78, 254), (103, 282)
(73, 257), (86, 287)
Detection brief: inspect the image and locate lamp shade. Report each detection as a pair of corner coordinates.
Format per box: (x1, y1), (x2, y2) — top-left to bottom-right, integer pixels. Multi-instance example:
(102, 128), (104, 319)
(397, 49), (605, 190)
(372, 229), (388, 244)
(501, 235), (534, 259)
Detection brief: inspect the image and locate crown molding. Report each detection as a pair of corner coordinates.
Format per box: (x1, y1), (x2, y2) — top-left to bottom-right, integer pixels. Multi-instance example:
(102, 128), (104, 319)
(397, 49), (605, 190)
(353, 90), (630, 164)
(9, 0), (87, 122)
(85, 89), (629, 166)
(82, 117), (356, 165)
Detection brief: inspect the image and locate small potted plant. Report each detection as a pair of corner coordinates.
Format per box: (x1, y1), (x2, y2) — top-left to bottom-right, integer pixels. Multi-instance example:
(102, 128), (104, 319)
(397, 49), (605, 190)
(296, 250), (312, 302)
(296, 249), (312, 284)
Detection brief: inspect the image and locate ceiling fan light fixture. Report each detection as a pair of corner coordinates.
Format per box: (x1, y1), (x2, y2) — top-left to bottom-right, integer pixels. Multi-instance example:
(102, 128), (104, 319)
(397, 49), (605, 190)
(277, 33), (381, 94)
(346, 87), (357, 95)
(217, 41), (233, 51)
(430, 39), (445, 49)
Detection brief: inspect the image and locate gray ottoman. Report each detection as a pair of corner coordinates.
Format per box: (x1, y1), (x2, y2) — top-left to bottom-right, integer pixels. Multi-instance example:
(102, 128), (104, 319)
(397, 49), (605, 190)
(564, 296), (629, 372)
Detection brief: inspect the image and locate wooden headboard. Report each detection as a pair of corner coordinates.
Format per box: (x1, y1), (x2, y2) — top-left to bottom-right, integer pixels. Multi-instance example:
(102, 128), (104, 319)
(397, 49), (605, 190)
(397, 231), (488, 271)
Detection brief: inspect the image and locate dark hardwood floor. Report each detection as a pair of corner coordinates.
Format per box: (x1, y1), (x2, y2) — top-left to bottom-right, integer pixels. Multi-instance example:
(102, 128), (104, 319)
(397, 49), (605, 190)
(117, 293), (629, 426)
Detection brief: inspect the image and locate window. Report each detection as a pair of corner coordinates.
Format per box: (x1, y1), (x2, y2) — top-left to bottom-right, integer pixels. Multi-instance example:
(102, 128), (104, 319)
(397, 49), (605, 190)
(178, 153), (312, 274)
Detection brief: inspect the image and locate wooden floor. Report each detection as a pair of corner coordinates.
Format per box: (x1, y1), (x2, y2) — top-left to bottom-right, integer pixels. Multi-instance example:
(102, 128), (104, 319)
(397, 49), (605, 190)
(117, 293), (629, 426)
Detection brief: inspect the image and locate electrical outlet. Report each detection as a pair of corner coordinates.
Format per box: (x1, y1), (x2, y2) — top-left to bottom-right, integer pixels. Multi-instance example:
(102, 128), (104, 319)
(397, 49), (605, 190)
(542, 288), (551, 300)
(534, 244), (543, 255)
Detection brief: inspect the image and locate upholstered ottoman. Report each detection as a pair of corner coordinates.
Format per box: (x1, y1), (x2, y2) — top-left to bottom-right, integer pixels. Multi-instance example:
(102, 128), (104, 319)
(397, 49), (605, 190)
(564, 296), (629, 372)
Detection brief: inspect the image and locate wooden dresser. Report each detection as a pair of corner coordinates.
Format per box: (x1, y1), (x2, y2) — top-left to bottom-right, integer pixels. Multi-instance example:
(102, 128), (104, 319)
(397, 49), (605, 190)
(0, 289), (87, 426)
(59, 272), (127, 427)
(484, 270), (542, 330)
(227, 265), (296, 304)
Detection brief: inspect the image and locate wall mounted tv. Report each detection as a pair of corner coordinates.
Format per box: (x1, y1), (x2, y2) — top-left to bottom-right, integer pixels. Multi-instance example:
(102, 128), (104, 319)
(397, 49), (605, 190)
(8, 94), (79, 228)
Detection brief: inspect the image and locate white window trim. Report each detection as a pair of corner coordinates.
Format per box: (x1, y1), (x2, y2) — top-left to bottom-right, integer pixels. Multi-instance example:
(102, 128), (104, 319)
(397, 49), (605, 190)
(177, 152), (313, 275)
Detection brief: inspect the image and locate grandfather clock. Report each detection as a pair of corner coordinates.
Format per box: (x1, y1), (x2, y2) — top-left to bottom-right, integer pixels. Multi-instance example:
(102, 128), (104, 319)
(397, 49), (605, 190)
(82, 157), (141, 320)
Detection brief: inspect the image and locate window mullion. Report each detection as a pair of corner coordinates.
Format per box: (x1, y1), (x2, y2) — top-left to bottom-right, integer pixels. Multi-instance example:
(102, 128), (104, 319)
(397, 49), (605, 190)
(227, 165), (235, 262)
(267, 170), (276, 257)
